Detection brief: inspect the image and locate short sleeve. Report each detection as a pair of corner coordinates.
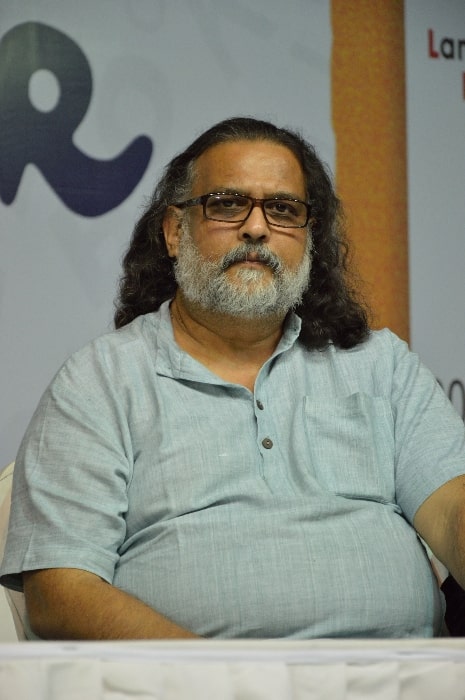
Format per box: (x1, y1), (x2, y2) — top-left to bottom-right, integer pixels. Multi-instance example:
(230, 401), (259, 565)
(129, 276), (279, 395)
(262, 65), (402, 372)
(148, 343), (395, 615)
(389, 332), (465, 523)
(0, 340), (134, 591)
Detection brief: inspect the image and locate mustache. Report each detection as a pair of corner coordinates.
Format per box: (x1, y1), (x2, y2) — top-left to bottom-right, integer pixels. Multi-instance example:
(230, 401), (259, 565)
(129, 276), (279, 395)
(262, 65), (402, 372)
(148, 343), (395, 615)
(220, 243), (283, 273)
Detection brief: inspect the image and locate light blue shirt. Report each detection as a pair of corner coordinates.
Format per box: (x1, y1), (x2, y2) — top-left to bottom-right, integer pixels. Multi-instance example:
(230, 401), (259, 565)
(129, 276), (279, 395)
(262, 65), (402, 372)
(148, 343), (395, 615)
(2, 301), (465, 638)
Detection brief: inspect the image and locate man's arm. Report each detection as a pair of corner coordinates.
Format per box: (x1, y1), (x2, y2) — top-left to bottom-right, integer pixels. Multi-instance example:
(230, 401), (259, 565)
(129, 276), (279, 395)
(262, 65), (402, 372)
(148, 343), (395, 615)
(23, 568), (200, 640)
(414, 474), (465, 589)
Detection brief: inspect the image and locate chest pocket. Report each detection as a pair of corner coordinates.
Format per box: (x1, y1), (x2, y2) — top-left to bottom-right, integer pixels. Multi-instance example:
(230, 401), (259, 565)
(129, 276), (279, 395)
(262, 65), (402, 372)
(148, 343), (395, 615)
(303, 393), (395, 503)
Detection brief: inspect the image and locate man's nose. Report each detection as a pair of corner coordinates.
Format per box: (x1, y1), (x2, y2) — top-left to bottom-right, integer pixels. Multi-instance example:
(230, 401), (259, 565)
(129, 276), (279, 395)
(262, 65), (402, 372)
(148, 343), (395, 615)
(238, 202), (271, 241)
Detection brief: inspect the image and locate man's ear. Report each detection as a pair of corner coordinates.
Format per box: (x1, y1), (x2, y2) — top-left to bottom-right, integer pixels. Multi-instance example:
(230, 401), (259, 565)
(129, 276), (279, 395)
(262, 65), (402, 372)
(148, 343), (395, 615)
(162, 206), (182, 258)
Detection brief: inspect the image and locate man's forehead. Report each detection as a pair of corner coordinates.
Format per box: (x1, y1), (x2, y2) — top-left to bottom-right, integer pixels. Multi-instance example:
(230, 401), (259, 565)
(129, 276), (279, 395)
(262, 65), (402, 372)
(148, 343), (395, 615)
(194, 138), (300, 167)
(191, 139), (306, 195)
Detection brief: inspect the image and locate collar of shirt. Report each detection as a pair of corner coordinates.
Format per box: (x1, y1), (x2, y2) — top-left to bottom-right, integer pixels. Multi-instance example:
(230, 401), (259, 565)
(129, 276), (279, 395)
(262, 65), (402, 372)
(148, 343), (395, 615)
(153, 299), (302, 384)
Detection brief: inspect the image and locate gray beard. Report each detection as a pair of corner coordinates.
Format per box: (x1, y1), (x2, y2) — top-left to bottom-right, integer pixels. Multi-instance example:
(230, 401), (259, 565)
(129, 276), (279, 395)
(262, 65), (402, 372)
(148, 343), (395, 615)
(173, 223), (312, 320)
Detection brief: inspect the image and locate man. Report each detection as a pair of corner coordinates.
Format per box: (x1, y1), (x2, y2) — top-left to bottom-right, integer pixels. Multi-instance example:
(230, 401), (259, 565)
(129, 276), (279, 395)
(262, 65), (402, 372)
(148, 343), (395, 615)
(1, 117), (465, 639)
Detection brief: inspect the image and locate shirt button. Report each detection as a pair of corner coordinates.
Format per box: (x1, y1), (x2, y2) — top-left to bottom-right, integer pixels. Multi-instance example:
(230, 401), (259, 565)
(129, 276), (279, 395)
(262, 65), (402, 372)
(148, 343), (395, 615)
(256, 400), (264, 410)
(262, 437), (273, 449)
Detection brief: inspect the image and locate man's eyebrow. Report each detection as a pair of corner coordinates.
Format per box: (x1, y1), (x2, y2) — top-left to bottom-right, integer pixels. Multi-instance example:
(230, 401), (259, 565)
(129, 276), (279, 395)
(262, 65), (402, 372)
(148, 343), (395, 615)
(209, 187), (307, 200)
(208, 187), (244, 195)
(269, 190), (307, 201)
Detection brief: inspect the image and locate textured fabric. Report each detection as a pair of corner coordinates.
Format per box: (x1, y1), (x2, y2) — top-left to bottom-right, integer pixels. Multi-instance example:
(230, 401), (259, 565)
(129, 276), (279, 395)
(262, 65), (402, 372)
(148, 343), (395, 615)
(1, 301), (465, 638)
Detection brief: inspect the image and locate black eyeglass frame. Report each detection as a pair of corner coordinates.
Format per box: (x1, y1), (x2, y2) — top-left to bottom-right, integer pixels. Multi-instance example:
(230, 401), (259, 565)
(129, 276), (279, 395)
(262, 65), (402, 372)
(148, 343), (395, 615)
(171, 192), (313, 229)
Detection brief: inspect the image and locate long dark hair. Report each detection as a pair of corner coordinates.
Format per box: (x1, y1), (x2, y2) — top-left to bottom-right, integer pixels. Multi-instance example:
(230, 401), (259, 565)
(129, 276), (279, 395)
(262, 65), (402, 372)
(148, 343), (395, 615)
(114, 116), (370, 349)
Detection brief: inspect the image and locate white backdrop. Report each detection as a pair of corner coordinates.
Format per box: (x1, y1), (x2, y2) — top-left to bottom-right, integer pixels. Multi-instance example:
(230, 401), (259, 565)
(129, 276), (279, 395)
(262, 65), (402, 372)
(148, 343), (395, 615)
(1, 1), (333, 467)
(405, 0), (465, 420)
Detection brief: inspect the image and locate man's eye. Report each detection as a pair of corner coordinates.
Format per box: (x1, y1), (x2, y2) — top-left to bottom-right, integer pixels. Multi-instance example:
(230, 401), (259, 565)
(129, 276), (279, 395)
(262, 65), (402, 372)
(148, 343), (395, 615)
(267, 201), (297, 216)
(207, 196), (248, 217)
(218, 197), (247, 209)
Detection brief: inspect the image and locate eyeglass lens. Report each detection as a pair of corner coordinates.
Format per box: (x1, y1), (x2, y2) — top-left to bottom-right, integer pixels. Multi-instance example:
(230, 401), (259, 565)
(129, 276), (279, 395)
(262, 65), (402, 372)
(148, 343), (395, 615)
(205, 195), (308, 227)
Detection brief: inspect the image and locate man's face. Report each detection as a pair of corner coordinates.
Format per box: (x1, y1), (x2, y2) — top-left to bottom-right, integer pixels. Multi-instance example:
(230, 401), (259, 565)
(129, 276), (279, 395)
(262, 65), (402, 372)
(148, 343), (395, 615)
(164, 139), (312, 319)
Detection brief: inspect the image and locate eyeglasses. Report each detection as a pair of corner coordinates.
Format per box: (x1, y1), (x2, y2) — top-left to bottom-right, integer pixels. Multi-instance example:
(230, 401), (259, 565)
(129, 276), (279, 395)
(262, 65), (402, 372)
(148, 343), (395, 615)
(172, 193), (313, 229)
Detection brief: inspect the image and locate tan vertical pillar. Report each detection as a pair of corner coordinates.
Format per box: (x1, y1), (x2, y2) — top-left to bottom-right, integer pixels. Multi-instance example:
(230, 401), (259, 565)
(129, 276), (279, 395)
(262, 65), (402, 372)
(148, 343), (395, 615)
(331, 0), (409, 340)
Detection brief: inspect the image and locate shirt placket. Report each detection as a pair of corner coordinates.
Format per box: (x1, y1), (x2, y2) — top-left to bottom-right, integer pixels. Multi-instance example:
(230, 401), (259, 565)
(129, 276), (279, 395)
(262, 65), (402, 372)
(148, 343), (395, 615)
(253, 372), (294, 494)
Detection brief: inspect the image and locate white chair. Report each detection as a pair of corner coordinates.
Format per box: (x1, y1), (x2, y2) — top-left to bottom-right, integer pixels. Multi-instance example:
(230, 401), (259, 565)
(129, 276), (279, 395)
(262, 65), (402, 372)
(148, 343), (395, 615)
(0, 462), (27, 640)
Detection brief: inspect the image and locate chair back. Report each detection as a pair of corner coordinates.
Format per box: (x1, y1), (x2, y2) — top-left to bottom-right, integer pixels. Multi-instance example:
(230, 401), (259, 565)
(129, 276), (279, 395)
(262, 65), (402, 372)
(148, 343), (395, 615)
(0, 463), (27, 640)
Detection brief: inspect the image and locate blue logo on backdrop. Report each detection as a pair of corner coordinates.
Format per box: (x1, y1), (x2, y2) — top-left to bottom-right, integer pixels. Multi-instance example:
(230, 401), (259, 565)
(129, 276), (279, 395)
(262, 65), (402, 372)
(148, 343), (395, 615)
(0, 22), (153, 217)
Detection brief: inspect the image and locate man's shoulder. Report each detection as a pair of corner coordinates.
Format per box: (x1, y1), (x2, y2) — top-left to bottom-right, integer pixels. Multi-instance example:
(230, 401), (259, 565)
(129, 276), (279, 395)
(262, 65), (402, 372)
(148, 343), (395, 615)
(55, 309), (167, 386)
(307, 328), (415, 388)
(94, 310), (162, 351)
(322, 327), (407, 361)
(75, 312), (154, 354)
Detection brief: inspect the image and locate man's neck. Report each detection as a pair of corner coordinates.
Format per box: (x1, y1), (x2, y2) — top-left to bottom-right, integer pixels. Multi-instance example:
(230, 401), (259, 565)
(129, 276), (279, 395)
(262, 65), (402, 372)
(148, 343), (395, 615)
(169, 293), (286, 390)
